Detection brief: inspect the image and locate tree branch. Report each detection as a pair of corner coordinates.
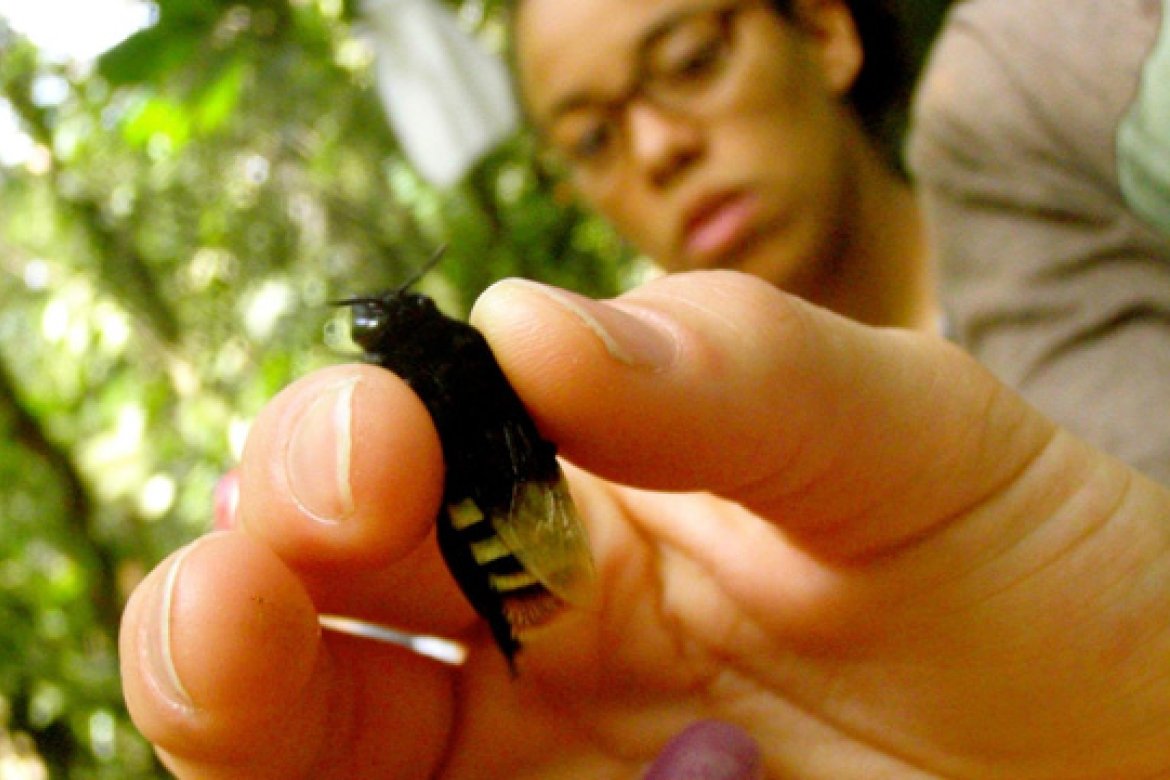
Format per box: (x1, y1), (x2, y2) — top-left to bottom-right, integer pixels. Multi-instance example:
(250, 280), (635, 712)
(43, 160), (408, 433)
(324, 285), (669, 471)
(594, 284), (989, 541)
(0, 353), (121, 631)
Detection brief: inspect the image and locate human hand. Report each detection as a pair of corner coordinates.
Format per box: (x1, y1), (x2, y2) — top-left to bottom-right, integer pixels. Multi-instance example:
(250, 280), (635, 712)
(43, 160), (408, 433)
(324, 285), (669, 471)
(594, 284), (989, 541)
(121, 271), (1170, 778)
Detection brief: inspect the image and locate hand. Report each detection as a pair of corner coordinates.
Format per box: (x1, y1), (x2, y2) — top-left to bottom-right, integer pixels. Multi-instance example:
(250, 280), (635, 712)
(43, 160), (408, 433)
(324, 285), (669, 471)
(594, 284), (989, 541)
(120, 271), (1170, 778)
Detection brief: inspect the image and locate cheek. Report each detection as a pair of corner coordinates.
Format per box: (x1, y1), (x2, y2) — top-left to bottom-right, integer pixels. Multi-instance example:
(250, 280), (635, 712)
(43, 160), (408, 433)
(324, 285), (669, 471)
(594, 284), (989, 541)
(729, 48), (844, 170)
(728, 84), (850, 206)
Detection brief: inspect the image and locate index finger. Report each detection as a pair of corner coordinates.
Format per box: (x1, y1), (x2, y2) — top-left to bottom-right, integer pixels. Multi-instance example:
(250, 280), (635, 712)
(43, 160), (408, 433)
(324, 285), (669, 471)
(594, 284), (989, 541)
(470, 271), (1057, 561)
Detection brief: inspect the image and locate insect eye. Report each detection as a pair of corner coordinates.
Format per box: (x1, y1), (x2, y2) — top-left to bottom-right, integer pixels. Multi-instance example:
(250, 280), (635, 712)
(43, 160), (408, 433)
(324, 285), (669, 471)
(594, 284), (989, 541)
(347, 300), (388, 350)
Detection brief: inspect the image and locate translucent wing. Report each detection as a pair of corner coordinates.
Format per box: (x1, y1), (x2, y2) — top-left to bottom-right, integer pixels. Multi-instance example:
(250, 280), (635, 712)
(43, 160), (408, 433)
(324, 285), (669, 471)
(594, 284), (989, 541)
(490, 473), (596, 608)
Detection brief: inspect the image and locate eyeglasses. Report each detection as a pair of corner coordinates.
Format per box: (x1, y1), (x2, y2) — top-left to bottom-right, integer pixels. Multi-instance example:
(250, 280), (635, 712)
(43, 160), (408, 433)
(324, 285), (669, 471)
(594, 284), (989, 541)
(540, 0), (755, 183)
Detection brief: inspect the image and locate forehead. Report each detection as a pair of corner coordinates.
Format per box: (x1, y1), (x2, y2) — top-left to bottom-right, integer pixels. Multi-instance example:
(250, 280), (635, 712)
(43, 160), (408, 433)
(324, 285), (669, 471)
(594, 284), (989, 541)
(515, 0), (708, 122)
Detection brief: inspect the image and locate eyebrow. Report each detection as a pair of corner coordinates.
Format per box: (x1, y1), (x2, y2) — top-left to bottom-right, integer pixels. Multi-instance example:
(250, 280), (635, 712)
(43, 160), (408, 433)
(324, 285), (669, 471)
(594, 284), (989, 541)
(542, 2), (711, 124)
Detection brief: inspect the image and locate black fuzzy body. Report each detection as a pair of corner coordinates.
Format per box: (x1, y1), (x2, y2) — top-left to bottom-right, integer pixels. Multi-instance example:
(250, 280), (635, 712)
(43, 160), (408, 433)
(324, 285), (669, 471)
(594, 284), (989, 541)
(346, 291), (562, 664)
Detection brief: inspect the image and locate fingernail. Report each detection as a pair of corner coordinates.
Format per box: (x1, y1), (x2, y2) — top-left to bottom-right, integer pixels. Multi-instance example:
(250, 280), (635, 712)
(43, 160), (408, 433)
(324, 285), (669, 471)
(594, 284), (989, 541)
(643, 720), (763, 780)
(483, 280), (676, 370)
(286, 377), (358, 523)
(150, 541), (199, 708)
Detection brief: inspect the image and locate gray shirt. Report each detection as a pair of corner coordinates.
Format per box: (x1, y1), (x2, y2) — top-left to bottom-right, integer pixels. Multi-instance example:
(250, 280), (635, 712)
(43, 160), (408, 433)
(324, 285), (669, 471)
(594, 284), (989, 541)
(908, 0), (1170, 484)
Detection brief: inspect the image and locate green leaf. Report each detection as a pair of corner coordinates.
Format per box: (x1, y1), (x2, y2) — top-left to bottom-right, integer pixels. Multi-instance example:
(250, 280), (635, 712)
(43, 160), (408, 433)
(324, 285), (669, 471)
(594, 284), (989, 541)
(193, 56), (248, 134)
(121, 96), (191, 149)
(97, 25), (201, 88)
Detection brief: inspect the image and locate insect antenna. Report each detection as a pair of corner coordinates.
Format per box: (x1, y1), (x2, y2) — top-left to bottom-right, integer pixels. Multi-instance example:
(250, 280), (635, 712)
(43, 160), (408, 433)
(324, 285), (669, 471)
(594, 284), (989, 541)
(328, 245), (447, 309)
(395, 244), (447, 293)
(328, 294), (382, 308)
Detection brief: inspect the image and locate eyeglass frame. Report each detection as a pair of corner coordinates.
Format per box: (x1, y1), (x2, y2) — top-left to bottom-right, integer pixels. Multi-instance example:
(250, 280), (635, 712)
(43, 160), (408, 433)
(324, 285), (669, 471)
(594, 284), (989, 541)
(535, 0), (760, 185)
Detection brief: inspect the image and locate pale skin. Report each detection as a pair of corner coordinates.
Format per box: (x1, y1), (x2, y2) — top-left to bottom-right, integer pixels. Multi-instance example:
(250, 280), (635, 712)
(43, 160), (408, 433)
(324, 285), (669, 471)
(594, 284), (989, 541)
(121, 271), (1170, 778)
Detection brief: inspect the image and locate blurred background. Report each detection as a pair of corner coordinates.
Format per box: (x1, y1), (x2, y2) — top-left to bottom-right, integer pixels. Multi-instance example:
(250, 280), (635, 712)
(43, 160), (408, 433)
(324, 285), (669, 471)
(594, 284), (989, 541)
(0, 0), (951, 776)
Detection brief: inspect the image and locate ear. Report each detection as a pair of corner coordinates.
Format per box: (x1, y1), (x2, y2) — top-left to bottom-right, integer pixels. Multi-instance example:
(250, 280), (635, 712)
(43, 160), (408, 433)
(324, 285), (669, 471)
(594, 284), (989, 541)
(795, 0), (864, 97)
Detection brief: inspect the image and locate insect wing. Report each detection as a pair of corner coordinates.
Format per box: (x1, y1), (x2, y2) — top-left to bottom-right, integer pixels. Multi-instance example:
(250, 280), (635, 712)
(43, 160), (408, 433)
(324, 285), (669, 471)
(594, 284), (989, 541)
(491, 475), (596, 608)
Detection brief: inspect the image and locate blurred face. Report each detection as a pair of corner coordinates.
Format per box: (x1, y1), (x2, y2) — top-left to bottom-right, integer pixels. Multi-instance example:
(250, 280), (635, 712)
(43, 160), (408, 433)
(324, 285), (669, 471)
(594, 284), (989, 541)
(516, 0), (867, 295)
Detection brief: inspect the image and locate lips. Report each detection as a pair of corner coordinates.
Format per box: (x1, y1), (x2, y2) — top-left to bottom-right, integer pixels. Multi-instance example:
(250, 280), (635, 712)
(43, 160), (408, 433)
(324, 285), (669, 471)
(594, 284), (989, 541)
(680, 190), (761, 266)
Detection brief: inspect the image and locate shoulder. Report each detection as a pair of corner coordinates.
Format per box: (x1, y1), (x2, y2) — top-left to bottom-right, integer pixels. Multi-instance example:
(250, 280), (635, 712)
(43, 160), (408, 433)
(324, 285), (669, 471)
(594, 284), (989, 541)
(907, 0), (1163, 196)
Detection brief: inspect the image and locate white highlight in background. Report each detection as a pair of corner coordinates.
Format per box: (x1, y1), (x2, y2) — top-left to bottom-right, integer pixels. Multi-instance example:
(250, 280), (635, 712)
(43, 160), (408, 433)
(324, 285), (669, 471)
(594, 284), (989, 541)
(0, 0), (154, 65)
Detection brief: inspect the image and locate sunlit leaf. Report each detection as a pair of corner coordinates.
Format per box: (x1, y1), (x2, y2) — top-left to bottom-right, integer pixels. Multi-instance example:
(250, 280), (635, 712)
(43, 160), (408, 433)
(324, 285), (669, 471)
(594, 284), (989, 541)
(121, 96), (191, 149)
(193, 56), (247, 134)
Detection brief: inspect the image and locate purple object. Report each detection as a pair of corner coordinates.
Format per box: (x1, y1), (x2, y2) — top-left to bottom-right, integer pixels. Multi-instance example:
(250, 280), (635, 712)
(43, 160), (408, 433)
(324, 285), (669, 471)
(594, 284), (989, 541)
(643, 720), (763, 780)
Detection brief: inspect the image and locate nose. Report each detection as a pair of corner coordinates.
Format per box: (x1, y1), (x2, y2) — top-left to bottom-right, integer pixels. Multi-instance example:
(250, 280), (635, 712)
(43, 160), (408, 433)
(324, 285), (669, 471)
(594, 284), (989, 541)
(626, 101), (703, 188)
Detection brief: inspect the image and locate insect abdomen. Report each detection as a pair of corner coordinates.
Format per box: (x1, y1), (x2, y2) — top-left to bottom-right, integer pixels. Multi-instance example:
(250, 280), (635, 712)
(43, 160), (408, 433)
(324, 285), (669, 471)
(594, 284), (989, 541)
(440, 499), (562, 667)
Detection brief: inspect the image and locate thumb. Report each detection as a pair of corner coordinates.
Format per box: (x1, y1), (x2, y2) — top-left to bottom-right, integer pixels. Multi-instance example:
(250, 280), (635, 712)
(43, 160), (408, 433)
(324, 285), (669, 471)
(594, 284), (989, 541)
(469, 271), (1056, 559)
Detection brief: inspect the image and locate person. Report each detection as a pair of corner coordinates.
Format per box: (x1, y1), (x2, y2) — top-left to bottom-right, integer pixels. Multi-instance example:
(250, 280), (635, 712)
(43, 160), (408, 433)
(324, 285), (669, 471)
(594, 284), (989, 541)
(514, 0), (936, 333)
(121, 271), (1170, 777)
(118, 0), (1170, 777)
(907, 0), (1170, 484)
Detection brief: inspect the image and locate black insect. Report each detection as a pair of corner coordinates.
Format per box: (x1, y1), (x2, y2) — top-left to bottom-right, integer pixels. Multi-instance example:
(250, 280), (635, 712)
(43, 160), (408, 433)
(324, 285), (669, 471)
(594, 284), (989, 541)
(335, 258), (595, 670)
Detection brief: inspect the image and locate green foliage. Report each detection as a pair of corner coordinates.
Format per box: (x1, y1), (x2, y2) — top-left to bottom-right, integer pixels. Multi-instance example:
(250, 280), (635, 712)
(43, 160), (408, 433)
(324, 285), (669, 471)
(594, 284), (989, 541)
(0, 0), (629, 775)
(0, 0), (952, 775)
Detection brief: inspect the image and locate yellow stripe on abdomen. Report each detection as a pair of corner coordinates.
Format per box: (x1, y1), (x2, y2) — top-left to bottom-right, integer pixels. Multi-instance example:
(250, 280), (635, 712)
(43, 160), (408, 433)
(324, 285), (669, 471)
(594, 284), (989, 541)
(490, 570), (540, 593)
(470, 536), (512, 565)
